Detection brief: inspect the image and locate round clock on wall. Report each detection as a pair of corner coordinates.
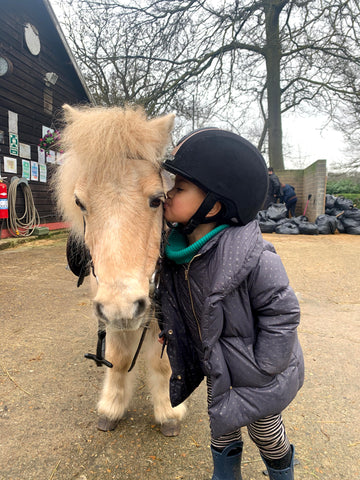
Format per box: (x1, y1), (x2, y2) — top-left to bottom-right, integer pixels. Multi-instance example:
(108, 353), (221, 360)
(24, 23), (41, 56)
(0, 56), (13, 76)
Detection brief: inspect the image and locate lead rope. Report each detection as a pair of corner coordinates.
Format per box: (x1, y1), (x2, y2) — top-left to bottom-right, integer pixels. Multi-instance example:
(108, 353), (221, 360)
(84, 330), (113, 368)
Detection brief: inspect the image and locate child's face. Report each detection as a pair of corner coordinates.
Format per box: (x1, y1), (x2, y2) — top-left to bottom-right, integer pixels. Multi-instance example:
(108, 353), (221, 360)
(164, 175), (206, 225)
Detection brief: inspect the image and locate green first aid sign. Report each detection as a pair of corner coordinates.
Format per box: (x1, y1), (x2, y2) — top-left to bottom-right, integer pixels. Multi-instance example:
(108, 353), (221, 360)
(9, 133), (18, 156)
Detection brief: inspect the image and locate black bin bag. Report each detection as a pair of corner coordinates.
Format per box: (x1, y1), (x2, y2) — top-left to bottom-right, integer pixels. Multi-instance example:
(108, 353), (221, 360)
(335, 196), (353, 210)
(259, 219), (277, 233)
(298, 222), (319, 235)
(267, 203), (287, 221)
(315, 214), (337, 234)
(275, 222), (300, 235)
(340, 214), (360, 235)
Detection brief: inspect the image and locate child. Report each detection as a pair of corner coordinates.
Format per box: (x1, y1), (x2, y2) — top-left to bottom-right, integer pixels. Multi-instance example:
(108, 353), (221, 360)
(159, 128), (304, 480)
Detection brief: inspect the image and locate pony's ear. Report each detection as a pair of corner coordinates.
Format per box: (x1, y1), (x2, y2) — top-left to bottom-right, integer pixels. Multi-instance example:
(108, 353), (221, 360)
(150, 113), (175, 156)
(62, 104), (81, 124)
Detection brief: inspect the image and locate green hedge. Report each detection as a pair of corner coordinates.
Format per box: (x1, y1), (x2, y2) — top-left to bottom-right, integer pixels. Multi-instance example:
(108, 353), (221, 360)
(327, 179), (360, 195)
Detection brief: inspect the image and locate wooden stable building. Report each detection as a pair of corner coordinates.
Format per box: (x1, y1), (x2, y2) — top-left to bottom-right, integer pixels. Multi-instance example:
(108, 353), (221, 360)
(0, 0), (92, 238)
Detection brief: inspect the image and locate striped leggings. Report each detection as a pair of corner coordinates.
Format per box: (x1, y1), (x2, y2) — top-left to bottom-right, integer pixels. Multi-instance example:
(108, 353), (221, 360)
(208, 379), (290, 459)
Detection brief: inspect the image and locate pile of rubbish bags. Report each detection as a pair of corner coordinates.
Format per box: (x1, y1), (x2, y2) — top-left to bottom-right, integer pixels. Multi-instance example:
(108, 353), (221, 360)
(257, 195), (360, 235)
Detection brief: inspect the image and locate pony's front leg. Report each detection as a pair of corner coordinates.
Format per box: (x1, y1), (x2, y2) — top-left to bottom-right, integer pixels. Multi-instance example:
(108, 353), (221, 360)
(97, 329), (139, 431)
(144, 322), (187, 437)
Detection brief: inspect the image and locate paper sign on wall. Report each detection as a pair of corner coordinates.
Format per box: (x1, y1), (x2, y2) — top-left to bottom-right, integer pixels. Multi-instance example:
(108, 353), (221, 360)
(39, 164), (47, 182)
(20, 143), (31, 159)
(56, 152), (64, 165)
(42, 125), (54, 137)
(22, 159), (30, 180)
(46, 150), (56, 163)
(3, 156), (17, 174)
(31, 161), (38, 181)
(9, 133), (18, 156)
(38, 146), (45, 164)
(8, 111), (18, 134)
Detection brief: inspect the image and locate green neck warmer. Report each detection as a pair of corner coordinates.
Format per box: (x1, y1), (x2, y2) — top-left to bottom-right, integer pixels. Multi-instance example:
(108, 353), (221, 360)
(165, 224), (229, 264)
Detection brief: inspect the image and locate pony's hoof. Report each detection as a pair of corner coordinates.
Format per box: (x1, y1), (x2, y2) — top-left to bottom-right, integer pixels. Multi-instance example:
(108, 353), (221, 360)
(97, 416), (120, 431)
(160, 418), (181, 437)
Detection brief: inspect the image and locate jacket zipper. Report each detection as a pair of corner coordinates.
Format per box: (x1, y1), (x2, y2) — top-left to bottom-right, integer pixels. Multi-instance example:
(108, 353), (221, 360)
(184, 254), (202, 342)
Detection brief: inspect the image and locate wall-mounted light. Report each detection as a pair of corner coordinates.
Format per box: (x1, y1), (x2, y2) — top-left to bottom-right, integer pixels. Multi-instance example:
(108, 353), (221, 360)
(44, 72), (58, 87)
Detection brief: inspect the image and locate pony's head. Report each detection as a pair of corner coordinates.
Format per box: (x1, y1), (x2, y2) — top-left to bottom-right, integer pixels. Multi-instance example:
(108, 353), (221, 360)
(54, 104), (174, 330)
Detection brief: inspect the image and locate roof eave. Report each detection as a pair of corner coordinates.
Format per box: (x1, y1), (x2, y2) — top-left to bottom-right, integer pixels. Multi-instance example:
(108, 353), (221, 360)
(43, 0), (96, 105)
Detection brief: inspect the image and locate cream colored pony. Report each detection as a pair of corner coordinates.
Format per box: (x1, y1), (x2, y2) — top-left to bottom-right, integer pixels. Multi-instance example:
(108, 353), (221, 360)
(53, 105), (186, 436)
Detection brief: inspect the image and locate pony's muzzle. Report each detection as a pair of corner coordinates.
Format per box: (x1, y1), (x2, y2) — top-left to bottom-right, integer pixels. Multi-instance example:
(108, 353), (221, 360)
(94, 296), (148, 330)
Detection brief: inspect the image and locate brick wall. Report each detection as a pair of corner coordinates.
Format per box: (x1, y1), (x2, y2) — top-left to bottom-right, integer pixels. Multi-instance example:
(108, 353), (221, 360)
(302, 160), (327, 222)
(274, 159), (327, 222)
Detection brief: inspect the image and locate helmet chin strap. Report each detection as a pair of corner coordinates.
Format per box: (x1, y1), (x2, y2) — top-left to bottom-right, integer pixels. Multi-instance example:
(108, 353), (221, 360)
(179, 192), (220, 235)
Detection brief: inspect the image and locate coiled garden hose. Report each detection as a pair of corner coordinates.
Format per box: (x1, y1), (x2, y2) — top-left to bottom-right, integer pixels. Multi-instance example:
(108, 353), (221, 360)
(7, 177), (40, 237)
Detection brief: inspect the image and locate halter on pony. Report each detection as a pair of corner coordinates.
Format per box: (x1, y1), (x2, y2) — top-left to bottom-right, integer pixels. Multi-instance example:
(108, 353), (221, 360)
(66, 217), (167, 372)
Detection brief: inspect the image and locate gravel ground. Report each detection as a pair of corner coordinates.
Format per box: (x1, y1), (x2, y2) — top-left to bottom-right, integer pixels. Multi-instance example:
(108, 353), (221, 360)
(1, 233), (359, 480)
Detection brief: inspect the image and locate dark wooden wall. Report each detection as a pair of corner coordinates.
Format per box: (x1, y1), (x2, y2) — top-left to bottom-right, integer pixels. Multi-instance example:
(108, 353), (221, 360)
(0, 0), (91, 223)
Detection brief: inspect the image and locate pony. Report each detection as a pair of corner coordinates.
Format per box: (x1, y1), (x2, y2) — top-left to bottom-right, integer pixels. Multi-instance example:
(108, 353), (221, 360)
(53, 104), (186, 436)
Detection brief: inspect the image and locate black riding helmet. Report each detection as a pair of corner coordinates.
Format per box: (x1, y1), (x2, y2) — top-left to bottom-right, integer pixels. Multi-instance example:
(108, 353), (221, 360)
(163, 128), (269, 233)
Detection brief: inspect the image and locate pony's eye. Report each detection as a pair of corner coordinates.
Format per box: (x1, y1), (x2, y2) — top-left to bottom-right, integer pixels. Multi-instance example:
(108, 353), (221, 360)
(149, 196), (163, 209)
(75, 195), (87, 213)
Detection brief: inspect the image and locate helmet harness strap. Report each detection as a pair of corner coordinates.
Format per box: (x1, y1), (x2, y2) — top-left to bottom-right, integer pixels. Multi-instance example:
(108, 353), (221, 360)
(180, 191), (220, 235)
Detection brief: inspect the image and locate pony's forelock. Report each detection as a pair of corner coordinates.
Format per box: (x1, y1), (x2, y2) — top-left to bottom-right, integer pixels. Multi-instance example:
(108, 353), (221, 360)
(53, 105), (174, 232)
(61, 105), (173, 174)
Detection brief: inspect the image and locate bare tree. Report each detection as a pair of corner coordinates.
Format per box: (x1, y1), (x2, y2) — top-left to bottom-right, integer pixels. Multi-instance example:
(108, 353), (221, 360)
(56, 0), (360, 170)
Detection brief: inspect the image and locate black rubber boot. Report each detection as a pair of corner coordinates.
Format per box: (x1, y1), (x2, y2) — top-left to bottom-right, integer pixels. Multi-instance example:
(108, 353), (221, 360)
(261, 445), (295, 479)
(211, 441), (243, 480)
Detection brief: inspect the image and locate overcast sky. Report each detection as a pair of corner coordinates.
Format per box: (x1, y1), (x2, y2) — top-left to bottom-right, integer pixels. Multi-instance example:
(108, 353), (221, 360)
(48, 0), (347, 173)
(283, 114), (344, 171)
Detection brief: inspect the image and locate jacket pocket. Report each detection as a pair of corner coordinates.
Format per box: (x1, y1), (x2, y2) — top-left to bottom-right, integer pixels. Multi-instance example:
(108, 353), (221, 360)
(220, 336), (275, 387)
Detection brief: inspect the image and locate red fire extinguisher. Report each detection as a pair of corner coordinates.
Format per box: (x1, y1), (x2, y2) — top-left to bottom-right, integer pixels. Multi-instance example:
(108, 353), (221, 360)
(0, 176), (9, 219)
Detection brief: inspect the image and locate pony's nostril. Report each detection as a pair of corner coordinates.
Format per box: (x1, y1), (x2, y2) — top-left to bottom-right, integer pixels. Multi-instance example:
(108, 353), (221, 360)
(95, 302), (108, 322)
(134, 298), (147, 318)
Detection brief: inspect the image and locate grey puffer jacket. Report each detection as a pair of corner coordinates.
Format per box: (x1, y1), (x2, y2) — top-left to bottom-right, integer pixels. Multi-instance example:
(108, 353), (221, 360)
(160, 221), (304, 439)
